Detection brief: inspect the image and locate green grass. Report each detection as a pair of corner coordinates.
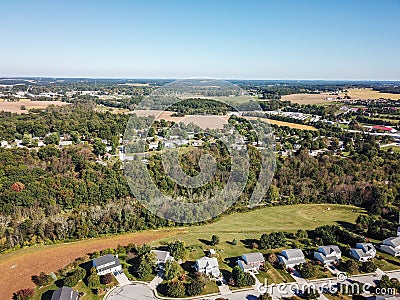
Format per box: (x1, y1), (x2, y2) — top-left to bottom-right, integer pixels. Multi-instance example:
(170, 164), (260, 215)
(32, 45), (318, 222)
(154, 204), (362, 283)
(158, 204), (363, 247)
(375, 252), (400, 271)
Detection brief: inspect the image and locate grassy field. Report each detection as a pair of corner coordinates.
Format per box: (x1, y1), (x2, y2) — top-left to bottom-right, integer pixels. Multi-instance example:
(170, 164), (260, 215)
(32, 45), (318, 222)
(245, 116), (317, 130)
(1, 204), (363, 299)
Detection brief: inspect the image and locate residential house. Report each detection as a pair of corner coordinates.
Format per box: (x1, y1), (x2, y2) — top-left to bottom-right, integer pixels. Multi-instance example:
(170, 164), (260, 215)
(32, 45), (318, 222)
(150, 250), (173, 268)
(51, 286), (78, 300)
(349, 243), (376, 261)
(237, 252), (265, 273)
(92, 254), (122, 276)
(313, 245), (342, 265)
(194, 257), (220, 278)
(380, 236), (400, 257)
(278, 249), (306, 269)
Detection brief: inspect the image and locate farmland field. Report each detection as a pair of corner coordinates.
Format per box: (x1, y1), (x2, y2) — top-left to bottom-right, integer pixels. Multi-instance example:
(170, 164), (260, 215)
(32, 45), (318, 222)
(245, 116), (317, 130)
(344, 88), (400, 100)
(0, 204), (362, 299)
(0, 99), (69, 114)
(281, 93), (336, 105)
(0, 229), (178, 300)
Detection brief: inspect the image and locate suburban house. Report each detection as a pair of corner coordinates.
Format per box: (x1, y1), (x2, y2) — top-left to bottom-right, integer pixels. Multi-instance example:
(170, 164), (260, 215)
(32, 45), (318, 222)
(313, 245), (342, 265)
(51, 286), (78, 300)
(349, 243), (376, 261)
(92, 254), (122, 275)
(278, 249), (306, 269)
(380, 236), (400, 257)
(150, 250), (174, 268)
(194, 257), (220, 278)
(237, 252), (265, 273)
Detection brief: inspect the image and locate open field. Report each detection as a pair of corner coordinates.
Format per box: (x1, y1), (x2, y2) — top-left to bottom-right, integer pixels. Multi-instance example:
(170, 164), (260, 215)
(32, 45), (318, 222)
(245, 116), (317, 130)
(281, 93), (336, 105)
(132, 109), (229, 129)
(0, 99), (69, 114)
(0, 204), (362, 299)
(344, 88), (400, 100)
(0, 229), (179, 300)
(157, 204), (362, 247)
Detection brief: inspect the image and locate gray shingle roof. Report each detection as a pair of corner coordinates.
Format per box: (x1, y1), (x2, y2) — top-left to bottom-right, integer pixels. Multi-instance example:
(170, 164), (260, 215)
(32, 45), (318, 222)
(51, 286), (78, 300)
(242, 252), (265, 264)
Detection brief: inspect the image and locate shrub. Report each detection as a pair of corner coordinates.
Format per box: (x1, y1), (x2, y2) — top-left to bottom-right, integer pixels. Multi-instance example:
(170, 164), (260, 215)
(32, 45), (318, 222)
(101, 273), (113, 284)
(13, 288), (34, 300)
(166, 281), (185, 298)
(32, 272), (52, 286)
(211, 235), (220, 246)
(186, 279), (204, 296)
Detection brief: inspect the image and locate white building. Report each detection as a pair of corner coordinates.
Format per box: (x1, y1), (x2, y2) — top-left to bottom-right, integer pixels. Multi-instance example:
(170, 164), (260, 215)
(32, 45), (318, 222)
(313, 245), (341, 265)
(194, 257), (220, 278)
(278, 249), (306, 269)
(380, 237), (400, 257)
(237, 252), (265, 273)
(92, 254), (122, 275)
(150, 250), (173, 268)
(349, 243), (376, 261)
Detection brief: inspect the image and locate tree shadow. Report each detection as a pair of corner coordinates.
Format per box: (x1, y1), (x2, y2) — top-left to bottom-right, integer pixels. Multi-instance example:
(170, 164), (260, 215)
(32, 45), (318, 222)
(40, 290), (55, 300)
(240, 238), (257, 249)
(181, 260), (195, 273)
(198, 238), (212, 246)
(336, 221), (355, 230)
(220, 268), (232, 281)
(224, 256), (239, 269)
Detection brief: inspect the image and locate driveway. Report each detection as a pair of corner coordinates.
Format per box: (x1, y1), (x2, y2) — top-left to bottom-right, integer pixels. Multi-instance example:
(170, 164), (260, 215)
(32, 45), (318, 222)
(114, 272), (131, 286)
(149, 271), (164, 290)
(218, 277), (232, 295)
(106, 284), (156, 300)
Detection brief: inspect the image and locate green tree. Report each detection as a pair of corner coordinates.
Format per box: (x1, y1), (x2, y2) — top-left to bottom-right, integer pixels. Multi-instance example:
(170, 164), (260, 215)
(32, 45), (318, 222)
(93, 138), (106, 156)
(44, 132), (60, 145)
(168, 241), (188, 260)
(186, 279), (204, 296)
(166, 281), (185, 298)
(87, 267), (100, 288)
(211, 235), (220, 246)
(164, 260), (183, 281)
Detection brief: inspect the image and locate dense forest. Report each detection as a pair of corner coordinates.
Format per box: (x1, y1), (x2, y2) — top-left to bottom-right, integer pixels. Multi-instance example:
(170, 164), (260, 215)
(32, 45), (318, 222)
(0, 104), (399, 252)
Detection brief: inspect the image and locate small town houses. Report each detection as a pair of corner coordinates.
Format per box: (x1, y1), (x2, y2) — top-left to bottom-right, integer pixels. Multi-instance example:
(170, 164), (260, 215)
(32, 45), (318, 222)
(278, 248), (306, 269)
(313, 245), (342, 265)
(237, 252), (265, 273)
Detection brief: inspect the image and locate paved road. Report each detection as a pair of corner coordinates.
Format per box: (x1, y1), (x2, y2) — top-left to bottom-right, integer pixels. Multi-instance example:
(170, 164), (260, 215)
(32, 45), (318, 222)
(106, 284), (156, 300)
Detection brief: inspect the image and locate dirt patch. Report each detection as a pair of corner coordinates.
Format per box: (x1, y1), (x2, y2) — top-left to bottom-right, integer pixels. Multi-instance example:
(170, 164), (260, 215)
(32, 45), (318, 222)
(0, 100), (69, 114)
(0, 229), (181, 299)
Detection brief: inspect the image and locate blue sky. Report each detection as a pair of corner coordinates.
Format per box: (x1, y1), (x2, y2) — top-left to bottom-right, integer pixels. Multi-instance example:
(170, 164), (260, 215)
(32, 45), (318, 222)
(0, 0), (399, 79)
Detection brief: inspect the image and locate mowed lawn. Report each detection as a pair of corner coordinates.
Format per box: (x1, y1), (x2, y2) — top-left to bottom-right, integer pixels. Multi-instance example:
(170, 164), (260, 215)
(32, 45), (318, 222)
(160, 204), (362, 246)
(156, 204), (363, 284)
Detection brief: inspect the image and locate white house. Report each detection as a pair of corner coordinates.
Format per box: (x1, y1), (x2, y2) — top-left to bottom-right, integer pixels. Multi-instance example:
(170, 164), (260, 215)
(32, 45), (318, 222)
(51, 286), (78, 300)
(349, 243), (376, 261)
(278, 249), (306, 269)
(92, 254), (122, 275)
(237, 252), (265, 273)
(194, 257), (220, 278)
(313, 245), (342, 265)
(150, 250), (173, 268)
(380, 236), (400, 257)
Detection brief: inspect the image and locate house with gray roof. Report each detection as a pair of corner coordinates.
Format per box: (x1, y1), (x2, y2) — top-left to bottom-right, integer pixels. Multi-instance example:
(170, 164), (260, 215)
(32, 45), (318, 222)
(380, 236), (400, 257)
(349, 243), (376, 261)
(237, 252), (265, 273)
(150, 250), (173, 268)
(278, 249), (306, 269)
(313, 245), (341, 265)
(51, 286), (78, 300)
(194, 257), (220, 278)
(92, 254), (122, 275)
